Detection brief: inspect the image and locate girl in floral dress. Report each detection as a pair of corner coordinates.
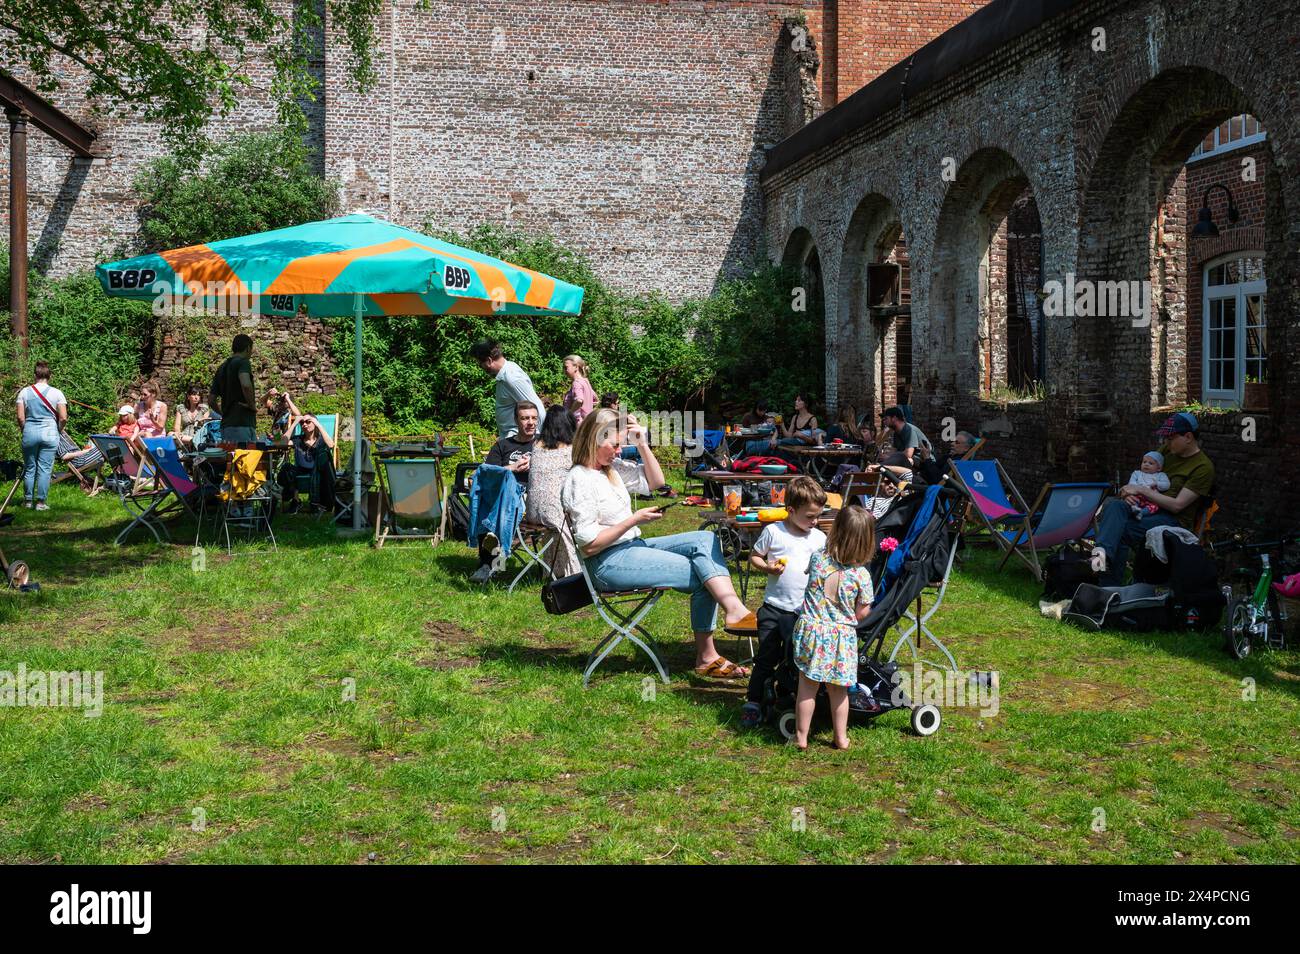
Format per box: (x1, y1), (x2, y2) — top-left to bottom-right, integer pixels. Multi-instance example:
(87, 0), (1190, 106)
(792, 506), (876, 750)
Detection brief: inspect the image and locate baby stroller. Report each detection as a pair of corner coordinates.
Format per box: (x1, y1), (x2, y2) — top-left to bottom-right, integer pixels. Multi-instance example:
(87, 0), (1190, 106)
(763, 482), (969, 739)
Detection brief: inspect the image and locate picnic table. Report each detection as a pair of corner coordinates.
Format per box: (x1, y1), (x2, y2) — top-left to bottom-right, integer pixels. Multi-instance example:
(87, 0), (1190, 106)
(786, 444), (866, 483)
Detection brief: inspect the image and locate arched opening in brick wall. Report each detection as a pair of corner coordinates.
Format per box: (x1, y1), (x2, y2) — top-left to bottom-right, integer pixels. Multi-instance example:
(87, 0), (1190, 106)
(929, 148), (1043, 407)
(836, 193), (909, 418)
(781, 226), (827, 403)
(1076, 68), (1285, 426)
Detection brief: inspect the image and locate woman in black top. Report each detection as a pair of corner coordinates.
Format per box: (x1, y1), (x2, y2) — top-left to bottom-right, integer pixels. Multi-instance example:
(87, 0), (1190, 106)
(277, 414), (336, 512)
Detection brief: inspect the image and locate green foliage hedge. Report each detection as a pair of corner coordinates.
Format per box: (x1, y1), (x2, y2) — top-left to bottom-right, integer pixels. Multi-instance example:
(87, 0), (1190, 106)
(1, 132), (826, 465)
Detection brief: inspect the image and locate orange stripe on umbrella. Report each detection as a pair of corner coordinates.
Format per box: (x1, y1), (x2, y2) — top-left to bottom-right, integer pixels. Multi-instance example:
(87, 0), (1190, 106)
(266, 238), (419, 294)
(160, 245), (253, 297)
(520, 268), (556, 308)
(369, 293), (431, 315)
(410, 243), (519, 305)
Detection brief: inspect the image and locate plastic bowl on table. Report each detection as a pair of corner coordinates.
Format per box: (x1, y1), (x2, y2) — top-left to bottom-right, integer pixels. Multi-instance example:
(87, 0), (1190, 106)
(758, 464), (786, 475)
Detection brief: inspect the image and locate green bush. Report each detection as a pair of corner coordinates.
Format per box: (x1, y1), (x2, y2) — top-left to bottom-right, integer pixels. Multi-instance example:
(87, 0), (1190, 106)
(0, 249), (153, 459)
(341, 223), (816, 433)
(133, 131), (341, 253)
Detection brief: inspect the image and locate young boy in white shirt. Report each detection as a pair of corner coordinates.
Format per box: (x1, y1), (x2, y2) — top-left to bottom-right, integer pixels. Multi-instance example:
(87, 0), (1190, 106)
(740, 476), (827, 729)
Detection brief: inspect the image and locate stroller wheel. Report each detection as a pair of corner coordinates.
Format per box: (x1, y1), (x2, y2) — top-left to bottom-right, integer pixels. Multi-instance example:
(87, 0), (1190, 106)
(6, 560), (30, 589)
(910, 704), (941, 737)
(776, 710), (797, 741)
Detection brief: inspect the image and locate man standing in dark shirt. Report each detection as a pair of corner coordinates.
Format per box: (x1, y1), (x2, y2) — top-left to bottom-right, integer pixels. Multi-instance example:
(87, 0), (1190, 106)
(485, 401), (539, 484)
(208, 334), (258, 443)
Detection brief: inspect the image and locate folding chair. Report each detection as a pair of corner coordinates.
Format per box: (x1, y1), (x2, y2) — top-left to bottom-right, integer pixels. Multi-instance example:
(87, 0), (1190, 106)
(949, 458), (1107, 580)
(1192, 486), (1219, 544)
(53, 432), (105, 494)
(91, 434), (168, 545)
(564, 516), (673, 687)
(131, 436), (211, 543)
(961, 436), (986, 460)
(217, 449), (277, 552)
(507, 518), (558, 593)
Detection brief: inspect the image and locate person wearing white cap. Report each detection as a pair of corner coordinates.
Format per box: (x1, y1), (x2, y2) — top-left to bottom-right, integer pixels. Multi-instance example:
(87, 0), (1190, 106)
(113, 405), (142, 451)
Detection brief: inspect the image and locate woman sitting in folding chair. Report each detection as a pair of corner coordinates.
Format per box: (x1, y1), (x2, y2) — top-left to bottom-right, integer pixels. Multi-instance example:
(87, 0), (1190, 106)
(561, 408), (758, 680)
(276, 414), (337, 513)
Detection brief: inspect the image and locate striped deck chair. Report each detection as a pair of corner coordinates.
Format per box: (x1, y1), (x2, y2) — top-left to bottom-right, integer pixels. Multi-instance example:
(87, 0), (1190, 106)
(949, 459), (1107, 580)
(53, 432), (105, 494)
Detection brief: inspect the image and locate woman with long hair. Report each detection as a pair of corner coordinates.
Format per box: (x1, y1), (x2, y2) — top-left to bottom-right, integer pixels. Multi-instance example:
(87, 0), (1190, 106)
(134, 381), (168, 439)
(561, 408), (757, 679)
(526, 405), (580, 576)
(172, 384), (211, 449)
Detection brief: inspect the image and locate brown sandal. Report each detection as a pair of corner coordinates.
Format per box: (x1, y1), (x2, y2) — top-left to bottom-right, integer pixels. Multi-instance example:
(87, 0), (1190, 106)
(695, 656), (750, 680)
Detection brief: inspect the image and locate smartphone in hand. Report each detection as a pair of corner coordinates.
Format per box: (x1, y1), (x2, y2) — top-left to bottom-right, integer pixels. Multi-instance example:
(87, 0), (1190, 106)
(652, 501), (678, 513)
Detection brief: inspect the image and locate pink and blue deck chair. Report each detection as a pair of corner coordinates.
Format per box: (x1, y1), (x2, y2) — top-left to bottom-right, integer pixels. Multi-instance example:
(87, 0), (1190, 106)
(948, 458), (1108, 580)
(115, 436), (207, 545)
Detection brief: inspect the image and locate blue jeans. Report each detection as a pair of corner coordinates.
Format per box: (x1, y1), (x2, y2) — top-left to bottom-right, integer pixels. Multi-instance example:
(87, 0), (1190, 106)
(1094, 498), (1178, 586)
(221, 425), (257, 443)
(588, 530), (731, 632)
(21, 424), (58, 502)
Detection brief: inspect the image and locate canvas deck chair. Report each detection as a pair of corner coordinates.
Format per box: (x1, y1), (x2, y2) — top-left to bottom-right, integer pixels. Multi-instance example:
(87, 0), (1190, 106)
(124, 436), (209, 545)
(563, 515), (673, 687)
(949, 458), (1107, 580)
(92, 434), (165, 544)
(375, 455), (444, 547)
(53, 431), (104, 494)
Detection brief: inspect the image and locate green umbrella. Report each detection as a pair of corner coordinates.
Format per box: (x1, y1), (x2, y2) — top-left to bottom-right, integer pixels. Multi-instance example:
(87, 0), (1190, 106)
(99, 213), (584, 528)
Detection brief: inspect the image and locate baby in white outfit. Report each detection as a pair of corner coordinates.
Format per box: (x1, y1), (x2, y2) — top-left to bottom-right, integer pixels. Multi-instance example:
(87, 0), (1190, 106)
(1124, 451), (1170, 515)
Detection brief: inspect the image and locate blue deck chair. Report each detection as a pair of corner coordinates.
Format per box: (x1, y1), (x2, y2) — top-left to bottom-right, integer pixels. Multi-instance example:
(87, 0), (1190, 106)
(684, 428), (727, 495)
(127, 436), (212, 545)
(949, 458), (1106, 579)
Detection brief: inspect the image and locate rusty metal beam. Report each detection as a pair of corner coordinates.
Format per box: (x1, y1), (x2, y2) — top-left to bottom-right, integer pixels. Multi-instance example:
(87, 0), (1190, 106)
(0, 71), (95, 158)
(8, 108), (28, 350)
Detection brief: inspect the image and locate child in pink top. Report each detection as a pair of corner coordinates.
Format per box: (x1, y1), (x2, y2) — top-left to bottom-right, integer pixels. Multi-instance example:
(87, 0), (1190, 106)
(563, 354), (597, 422)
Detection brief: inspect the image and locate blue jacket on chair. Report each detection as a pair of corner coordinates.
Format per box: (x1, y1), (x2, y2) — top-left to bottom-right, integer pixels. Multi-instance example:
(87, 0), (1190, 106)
(468, 463), (524, 558)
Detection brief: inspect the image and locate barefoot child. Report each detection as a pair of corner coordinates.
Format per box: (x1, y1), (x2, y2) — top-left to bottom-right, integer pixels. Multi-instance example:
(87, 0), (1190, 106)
(740, 476), (827, 729)
(792, 506), (876, 750)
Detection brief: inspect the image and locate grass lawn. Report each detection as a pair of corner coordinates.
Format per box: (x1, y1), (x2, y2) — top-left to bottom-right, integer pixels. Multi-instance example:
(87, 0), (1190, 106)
(1, 478), (1297, 864)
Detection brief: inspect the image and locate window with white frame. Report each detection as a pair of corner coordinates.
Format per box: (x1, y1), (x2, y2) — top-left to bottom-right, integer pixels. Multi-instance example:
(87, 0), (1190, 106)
(1188, 114), (1266, 162)
(1202, 253), (1266, 406)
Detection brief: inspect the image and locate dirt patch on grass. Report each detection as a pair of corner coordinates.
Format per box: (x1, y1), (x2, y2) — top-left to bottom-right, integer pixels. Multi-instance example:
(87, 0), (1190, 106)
(1177, 812), (1258, 848)
(423, 619), (479, 645)
(1014, 674), (1154, 711)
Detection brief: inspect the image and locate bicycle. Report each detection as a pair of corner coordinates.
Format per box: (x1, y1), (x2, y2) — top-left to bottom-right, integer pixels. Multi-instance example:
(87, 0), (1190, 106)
(1208, 530), (1300, 659)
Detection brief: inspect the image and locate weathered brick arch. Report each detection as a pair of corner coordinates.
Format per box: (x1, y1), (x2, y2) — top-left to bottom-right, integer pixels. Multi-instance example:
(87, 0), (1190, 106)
(836, 192), (905, 415)
(1075, 65), (1292, 464)
(929, 147), (1044, 413)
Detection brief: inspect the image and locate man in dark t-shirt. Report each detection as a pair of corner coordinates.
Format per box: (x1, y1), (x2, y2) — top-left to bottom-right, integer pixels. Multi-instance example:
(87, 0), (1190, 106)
(208, 334), (258, 442)
(485, 402), (539, 485)
(1094, 411), (1216, 585)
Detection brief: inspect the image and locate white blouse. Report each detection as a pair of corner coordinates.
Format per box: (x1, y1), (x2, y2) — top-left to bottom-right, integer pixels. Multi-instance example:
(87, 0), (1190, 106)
(561, 460), (650, 549)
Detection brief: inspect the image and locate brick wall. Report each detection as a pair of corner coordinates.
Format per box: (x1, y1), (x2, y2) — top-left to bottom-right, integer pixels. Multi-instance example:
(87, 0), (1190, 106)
(823, 0), (992, 107)
(764, 0), (1300, 530)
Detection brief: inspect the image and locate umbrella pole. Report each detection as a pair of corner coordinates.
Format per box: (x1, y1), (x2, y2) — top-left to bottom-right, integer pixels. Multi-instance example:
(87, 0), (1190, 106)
(352, 293), (364, 531)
